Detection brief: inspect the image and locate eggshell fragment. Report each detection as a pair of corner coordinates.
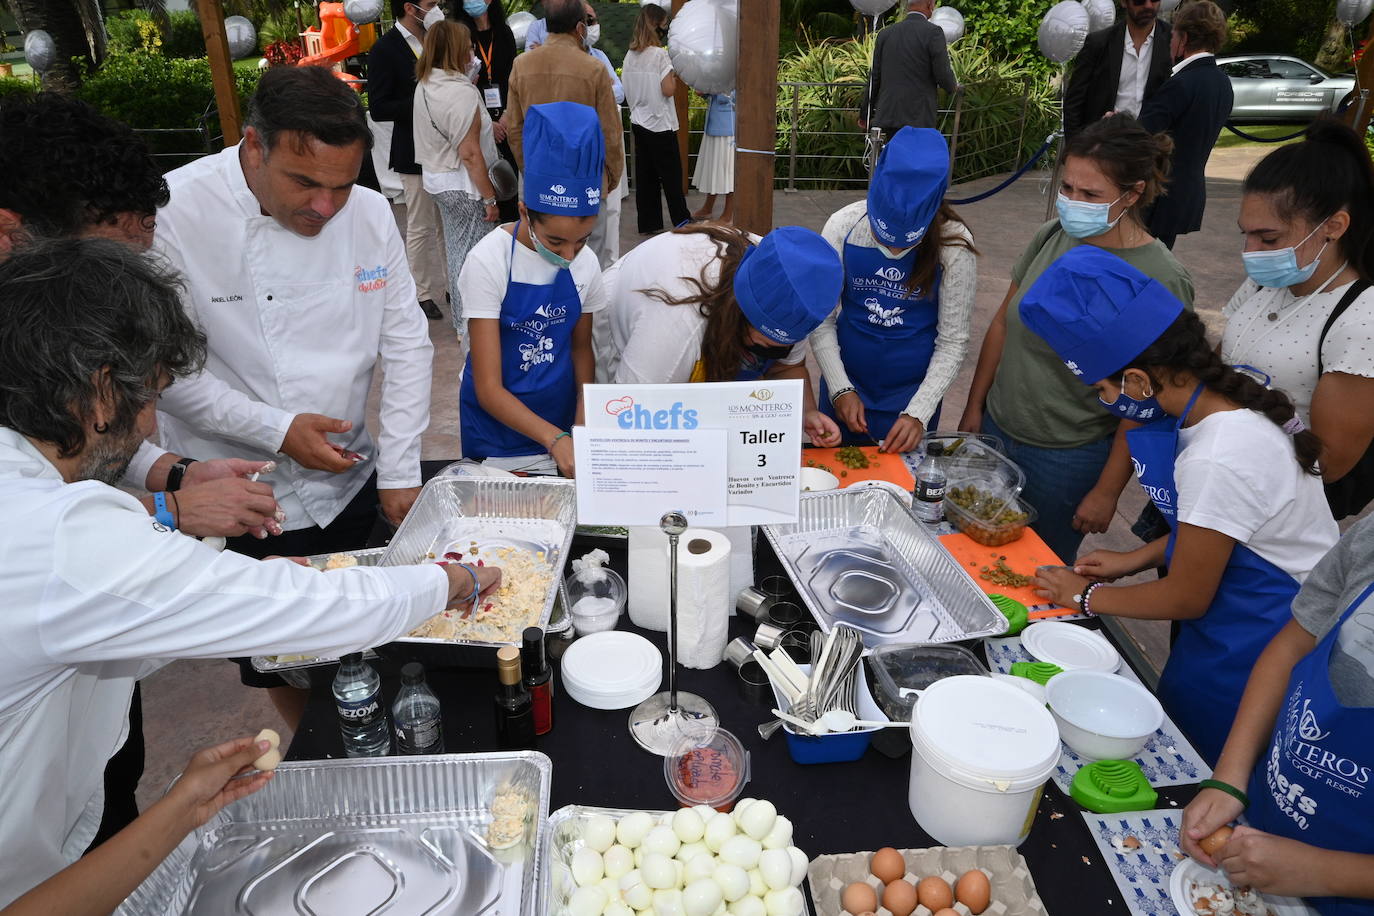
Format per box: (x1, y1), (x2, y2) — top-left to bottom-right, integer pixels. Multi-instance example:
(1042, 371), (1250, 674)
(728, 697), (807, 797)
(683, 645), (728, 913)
(955, 868), (992, 914)
(917, 875), (953, 911)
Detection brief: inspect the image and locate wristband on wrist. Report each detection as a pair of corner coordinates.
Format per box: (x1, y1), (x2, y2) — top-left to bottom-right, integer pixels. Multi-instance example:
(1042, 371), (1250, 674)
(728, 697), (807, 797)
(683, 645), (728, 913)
(1082, 581), (1103, 617)
(1199, 779), (1250, 809)
(152, 491), (177, 531)
(549, 431), (571, 450)
(165, 456), (197, 492)
(829, 386), (856, 403)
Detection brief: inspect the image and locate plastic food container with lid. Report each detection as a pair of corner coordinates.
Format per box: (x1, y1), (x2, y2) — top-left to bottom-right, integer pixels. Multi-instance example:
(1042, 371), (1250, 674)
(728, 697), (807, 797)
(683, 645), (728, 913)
(908, 675), (1061, 847)
(665, 727), (751, 811)
(943, 439), (1026, 519)
(565, 565), (627, 636)
(945, 493), (1037, 547)
(867, 643), (989, 723)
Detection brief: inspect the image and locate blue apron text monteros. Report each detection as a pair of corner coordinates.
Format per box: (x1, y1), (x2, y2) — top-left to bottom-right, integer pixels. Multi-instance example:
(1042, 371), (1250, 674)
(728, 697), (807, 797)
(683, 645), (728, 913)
(460, 223), (582, 458)
(1127, 385), (1302, 766)
(820, 223), (942, 442)
(1247, 579), (1374, 916)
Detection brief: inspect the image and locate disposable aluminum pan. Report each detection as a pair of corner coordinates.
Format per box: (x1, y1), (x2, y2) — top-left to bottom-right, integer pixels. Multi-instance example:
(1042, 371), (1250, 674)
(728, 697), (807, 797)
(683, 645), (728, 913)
(763, 487), (1008, 648)
(117, 751), (552, 916)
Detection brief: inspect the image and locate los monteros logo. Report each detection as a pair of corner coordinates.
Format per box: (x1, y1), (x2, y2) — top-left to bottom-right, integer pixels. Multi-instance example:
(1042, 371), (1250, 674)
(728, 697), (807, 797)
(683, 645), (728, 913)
(604, 396), (699, 429)
(354, 264), (388, 292)
(874, 266), (905, 282)
(749, 389), (773, 401)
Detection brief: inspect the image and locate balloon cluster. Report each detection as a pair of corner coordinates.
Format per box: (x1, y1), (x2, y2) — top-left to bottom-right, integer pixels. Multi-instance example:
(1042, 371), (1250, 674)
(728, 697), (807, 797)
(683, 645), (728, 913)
(23, 29), (55, 72)
(1037, 0), (1090, 63)
(667, 0), (739, 95)
(930, 6), (965, 44)
(509, 10), (536, 49)
(224, 15), (258, 59)
(1080, 0), (1114, 33)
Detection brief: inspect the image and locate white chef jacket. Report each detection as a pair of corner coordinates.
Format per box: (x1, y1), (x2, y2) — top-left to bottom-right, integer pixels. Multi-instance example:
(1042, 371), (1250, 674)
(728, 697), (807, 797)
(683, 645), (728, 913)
(151, 144), (434, 529)
(0, 427), (448, 907)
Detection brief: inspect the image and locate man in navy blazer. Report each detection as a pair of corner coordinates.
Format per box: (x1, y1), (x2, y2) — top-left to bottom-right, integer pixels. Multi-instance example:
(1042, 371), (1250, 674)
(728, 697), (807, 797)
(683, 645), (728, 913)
(1064, 0), (1173, 137)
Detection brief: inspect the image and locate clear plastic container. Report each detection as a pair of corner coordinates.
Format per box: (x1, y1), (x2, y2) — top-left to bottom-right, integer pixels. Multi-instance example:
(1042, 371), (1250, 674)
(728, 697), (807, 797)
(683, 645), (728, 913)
(923, 431), (1006, 460)
(867, 643), (989, 723)
(944, 492), (1037, 546)
(941, 437), (1026, 522)
(565, 566), (627, 636)
(665, 727), (751, 811)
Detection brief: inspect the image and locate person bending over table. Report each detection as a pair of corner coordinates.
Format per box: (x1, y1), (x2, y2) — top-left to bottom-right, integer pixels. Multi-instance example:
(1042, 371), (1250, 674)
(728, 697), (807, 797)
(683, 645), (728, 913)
(1181, 515), (1374, 914)
(812, 126), (977, 454)
(1024, 246), (1338, 766)
(597, 223), (844, 446)
(959, 114), (1193, 563)
(457, 102), (604, 478)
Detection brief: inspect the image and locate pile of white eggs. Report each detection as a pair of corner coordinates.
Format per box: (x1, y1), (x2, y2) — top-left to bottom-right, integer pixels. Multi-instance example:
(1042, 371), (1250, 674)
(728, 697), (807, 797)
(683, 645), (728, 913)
(562, 798), (809, 916)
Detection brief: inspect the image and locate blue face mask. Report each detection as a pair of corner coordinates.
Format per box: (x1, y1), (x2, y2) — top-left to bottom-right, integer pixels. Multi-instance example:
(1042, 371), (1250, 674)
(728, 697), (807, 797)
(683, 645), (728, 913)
(463, 0), (488, 16)
(1056, 192), (1125, 240)
(1241, 222), (1327, 288)
(528, 220), (572, 270)
(1099, 373), (1165, 421)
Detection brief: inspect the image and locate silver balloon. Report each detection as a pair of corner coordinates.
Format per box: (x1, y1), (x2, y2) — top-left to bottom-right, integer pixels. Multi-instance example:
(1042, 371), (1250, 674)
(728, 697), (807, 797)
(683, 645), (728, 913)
(851, 0), (897, 17)
(930, 6), (966, 44)
(23, 30), (56, 73)
(509, 11), (536, 49)
(1337, 0), (1374, 25)
(344, 0), (384, 25)
(224, 15), (257, 60)
(1080, 0), (1114, 33)
(667, 0), (738, 95)
(1038, 0), (1090, 63)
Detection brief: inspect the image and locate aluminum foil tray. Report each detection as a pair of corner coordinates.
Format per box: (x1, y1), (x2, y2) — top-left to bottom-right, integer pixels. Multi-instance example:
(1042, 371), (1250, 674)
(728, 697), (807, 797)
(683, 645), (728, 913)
(540, 805), (815, 916)
(763, 487), (1008, 647)
(118, 752), (552, 916)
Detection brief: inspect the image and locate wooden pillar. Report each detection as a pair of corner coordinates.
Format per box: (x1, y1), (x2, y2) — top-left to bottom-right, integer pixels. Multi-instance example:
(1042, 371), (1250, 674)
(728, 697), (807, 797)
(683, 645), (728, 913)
(199, 0), (243, 145)
(673, 0), (691, 194)
(734, 0), (780, 235)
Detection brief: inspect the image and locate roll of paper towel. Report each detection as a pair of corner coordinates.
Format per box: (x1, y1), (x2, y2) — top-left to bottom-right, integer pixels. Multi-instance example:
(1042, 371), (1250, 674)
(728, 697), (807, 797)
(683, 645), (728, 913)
(628, 525), (753, 631)
(674, 528), (732, 669)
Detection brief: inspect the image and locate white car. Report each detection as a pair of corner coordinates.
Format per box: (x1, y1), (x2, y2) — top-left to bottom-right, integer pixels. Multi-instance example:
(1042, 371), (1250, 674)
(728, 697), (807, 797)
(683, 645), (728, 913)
(1217, 54), (1357, 122)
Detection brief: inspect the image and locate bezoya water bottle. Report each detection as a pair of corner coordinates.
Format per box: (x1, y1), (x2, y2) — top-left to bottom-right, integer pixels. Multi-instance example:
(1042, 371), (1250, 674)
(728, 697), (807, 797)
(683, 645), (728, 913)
(393, 662), (444, 755)
(333, 653), (391, 757)
(912, 454), (947, 524)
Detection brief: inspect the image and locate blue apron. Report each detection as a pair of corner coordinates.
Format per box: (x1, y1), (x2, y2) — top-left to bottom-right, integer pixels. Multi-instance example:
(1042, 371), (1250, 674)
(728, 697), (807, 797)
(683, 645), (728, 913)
(459, 222), (581, 458)
(1128, 385), (1302, 765)
(1247, 580), (1374, 916)
(820, 224), (942, 443)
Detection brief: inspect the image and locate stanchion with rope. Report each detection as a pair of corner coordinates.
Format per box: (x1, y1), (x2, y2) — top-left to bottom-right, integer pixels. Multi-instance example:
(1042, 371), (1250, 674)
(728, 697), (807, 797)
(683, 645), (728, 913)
(946, 131), (1061, 205)
(1222, 123), (1310, 143)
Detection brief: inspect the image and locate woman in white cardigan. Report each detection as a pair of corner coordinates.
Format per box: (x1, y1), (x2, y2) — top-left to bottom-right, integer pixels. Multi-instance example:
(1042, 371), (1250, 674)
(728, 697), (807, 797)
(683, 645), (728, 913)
(413, 20), (500, 340)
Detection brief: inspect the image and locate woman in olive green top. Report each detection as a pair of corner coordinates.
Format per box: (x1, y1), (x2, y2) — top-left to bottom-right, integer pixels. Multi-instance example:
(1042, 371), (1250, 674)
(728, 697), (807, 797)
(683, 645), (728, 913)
(960, 115), (1195, 562)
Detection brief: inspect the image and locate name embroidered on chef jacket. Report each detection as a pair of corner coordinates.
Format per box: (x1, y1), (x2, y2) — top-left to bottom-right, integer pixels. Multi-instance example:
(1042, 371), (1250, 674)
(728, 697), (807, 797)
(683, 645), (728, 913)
(354, 264), (389, 293)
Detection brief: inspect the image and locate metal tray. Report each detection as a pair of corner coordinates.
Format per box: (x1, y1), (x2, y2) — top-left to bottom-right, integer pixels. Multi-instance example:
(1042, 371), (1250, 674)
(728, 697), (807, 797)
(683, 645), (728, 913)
(763, 487), (1008, 647)
(117, 751), (553, 916)
(539, 805), (815, 916)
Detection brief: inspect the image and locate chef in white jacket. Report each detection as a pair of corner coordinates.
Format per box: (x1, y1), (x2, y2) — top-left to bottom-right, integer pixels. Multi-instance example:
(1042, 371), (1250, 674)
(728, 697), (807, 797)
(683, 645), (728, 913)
(0, 237), (498, 908)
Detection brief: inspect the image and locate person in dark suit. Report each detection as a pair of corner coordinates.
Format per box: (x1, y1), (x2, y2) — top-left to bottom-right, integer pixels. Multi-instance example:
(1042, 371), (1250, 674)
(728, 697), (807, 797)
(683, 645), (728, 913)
(1063, 0), (1172, 136)
(369, 0), (448, 320)
(1140, 0), (1233, 249)
(862, 0), (958, 134)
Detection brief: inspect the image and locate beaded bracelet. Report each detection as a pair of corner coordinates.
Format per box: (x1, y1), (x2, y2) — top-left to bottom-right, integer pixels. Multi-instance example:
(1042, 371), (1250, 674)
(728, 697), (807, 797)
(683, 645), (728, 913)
(1082, 581), (1103, 617)
(829, 387), (856, 403)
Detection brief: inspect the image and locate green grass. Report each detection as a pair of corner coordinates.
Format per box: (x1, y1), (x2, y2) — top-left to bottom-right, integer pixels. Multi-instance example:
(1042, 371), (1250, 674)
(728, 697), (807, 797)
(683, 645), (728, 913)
(1213, 122), (1308, 149)
(233, 57), (263, 73)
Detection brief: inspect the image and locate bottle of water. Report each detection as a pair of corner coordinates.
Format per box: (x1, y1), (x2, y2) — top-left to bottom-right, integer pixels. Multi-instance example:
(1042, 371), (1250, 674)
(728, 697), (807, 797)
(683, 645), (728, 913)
(333, 653), (390, 757)
(393, 662), (444, 755)
(912, 455), (947, 524)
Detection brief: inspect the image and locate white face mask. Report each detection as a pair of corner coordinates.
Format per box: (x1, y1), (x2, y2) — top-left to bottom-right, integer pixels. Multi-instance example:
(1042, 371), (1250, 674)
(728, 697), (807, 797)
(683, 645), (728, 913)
(421, 4), (445, 29)
(584, 23), (601, 47)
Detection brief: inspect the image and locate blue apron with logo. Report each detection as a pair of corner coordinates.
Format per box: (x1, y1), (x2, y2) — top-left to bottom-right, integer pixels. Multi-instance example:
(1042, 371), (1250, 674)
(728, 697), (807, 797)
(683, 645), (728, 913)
(1246, 580), (1374, 916)
(1128, 385), (1302, 765)
(820, 224), (942, 442)
(459, 223), (581, 458)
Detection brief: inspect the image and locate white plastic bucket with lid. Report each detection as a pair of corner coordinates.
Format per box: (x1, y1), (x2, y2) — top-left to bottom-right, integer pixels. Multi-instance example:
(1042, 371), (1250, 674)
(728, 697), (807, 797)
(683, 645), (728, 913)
(908, 675), (1061, 847)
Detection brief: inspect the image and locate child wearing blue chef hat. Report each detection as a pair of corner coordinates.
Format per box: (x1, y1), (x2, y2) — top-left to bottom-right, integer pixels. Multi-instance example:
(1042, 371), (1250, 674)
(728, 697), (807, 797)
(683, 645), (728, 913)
(1021, 245), (1338, 766)
(811, 127), (979, 454)
(597, 223), (845, 445)
(457, 101), (605, 476)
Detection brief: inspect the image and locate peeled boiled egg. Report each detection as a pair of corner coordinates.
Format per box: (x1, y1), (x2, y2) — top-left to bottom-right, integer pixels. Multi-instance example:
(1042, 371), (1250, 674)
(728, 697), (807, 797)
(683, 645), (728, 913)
(616, 811), (655, 849)
(619, 869), (652, 909)
(566, 885), (608, 916)
(677, 841), (709, 862)
(869, 847), (905, 884)
(672, 807), (707, 844)
(714, 862), (751, 902)
(583, 814), (617, 853)
(758, 848), (793, 891)
(684, 853), (717, 883)
(728, 896), (767, 916)
(739, 798), (778, 840)
(917, 875), (954, 911)
(761, 815), (793, 850)
(643, 824), (682, 858)
(955, 868), (992, 914)
(642, 852), (677, 889)
(840, 881), (878, 914)
(719, 834), (763, 870)
(785, 846), (808, 888)
(603, 844), (634, 879)
(764, 886), (804, 915)
(604, 903), (635, 916)
(652, 887), (685, 915)
(570, 847), (604, 886)
(731, 797), (757, 824)
(882, 879), (919, 916)
(704, 811), (739, 852)
(682, 878), (724, 916)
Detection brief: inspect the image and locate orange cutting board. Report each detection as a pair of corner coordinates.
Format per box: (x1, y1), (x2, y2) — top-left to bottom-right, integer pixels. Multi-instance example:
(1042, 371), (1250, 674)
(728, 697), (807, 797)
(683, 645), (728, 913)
(802, 446), (916, 490)
(939, 527), (1073, 616)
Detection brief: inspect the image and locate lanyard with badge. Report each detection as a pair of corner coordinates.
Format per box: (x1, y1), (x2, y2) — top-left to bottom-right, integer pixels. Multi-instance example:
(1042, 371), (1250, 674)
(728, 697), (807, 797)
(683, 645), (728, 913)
(475, 38), (501, 109)
(1229, 263), (1350, 356)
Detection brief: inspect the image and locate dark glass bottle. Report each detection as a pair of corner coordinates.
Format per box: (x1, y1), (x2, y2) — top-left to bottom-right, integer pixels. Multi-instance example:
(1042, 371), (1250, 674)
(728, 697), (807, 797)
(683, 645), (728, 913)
(521, 626), (554, 735)
(494, 646), (536, 749)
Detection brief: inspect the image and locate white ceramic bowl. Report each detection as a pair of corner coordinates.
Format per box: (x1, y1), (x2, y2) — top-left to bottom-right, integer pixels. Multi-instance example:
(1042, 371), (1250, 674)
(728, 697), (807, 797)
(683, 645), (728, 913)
(799, 467), (839, 491)
(1045, 670), (1163, 760)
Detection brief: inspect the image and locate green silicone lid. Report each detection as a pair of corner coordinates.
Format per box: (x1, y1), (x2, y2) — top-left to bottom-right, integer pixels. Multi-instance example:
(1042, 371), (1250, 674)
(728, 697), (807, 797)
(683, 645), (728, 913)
(990, 594), (1029, 635)
(1070, 759), (1159, 813)
(1009, 660), (1063, 685)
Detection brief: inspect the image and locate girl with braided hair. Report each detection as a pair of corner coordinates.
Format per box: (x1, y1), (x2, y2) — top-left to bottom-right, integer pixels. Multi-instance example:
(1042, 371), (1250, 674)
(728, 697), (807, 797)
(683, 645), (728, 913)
(1020, 245), (1338, 765)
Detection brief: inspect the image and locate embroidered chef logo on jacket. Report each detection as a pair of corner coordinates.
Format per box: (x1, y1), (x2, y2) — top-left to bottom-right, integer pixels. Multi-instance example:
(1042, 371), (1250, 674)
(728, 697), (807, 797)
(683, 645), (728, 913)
(864, 297), (906, 327)
(355, 265), (389, 292)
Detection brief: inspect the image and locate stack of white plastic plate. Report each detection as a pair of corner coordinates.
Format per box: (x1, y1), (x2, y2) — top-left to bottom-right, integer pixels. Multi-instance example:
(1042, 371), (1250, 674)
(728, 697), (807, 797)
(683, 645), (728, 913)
(1022, 621), (1121, 672)
(561, 631), (663, 710)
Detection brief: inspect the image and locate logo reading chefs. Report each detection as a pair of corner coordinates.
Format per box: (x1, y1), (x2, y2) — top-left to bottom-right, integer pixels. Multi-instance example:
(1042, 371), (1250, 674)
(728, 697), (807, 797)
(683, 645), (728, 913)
(355, 264), (388, 293)
(1266, 687), (1370, 831)
(605, 396), (699, 429)
(538, 183), (581, 210)
(863, 296), (906, 328)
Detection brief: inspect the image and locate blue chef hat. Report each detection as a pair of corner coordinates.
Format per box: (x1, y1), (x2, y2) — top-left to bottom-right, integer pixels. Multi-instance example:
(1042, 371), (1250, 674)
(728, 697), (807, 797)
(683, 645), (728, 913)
(523, 102), (605, 217)
(867, 127), (950, 248)
(733, 226), (844, 346)
(1019, 246), (1186, 383)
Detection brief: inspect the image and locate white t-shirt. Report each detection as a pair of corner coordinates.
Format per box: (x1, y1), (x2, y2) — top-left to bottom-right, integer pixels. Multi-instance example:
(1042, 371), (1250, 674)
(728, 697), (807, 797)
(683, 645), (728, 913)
(622, 47), (677, 132)
(597, 230), (806, 384)
(1175, 408), (1339, 580)
(457, 224), (608, 326)
(1221, 277), (1374, 421)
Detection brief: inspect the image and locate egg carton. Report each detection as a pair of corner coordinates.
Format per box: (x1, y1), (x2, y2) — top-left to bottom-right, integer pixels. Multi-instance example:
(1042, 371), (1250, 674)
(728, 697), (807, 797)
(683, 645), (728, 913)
(807, 846), (1048, 916)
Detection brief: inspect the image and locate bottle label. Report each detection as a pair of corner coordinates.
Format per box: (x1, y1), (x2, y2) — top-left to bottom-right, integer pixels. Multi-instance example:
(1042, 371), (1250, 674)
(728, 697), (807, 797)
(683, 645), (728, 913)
(916, 482), (946, 502)
(397, 720), (443, 753)
(337, 695), (383, 727)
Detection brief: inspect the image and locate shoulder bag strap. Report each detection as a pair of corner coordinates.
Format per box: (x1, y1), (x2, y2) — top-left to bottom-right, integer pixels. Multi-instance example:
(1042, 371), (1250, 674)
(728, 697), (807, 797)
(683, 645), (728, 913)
(1316, 278), (1371, 376)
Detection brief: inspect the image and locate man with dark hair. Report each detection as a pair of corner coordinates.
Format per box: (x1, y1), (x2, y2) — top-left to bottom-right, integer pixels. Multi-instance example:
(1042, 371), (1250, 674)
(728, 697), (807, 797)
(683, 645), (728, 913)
(0, 237), (495, 909)
(369, 0), (448, 320)
(862, 0), (959, 134)
(1064, 0), (1173, 137)
(151, 66), (436, 723)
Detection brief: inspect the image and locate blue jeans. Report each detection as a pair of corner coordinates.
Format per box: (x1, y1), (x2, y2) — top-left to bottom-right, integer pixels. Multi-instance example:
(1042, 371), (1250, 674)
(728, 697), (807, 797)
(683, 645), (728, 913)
(981, 413), (1113, 563)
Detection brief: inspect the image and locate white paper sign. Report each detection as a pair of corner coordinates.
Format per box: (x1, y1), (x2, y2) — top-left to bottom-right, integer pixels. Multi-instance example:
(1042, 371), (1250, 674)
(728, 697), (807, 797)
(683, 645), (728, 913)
(573, 427), (729, 526)
(583, 381), (803, 525)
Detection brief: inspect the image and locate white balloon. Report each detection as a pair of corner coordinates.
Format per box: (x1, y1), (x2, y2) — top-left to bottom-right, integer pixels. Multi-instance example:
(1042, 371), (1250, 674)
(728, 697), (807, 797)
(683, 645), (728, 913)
(224, 15), (257, 60)
(851, 0), (898, 17)
(930, 6), (965, 44)
(509, 11), (536, 49)
(344, 0), (384, 24)
(1038, 0), (1090, 63)
(23, 30), (55, 72)
(667, 0), (738, 95)
(1337, 0), (1374, 25)
(1080, 0), (1114, 33)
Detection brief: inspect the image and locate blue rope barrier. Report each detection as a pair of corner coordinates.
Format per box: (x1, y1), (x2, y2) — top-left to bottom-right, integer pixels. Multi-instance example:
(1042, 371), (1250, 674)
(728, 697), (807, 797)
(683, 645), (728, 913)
(947, 133), (1059, 205)
(1223, 123), (1309, 143)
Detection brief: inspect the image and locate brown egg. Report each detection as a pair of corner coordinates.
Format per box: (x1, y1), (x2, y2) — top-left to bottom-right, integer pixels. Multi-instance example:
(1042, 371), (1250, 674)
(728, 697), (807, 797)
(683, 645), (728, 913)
(917, 875), (954, 911)
(840, 881), (878, 915)
(882, 879), (919, 916)
(956, 868), (992, 915)
(1199, 825), (1234, 857)
(933, 910), (961, 916)
(870, 846), (906, 884)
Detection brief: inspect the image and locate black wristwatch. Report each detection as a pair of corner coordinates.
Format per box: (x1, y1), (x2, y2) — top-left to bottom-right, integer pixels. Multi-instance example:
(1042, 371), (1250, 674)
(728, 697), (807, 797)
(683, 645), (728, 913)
(165, 457), (197, 492)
